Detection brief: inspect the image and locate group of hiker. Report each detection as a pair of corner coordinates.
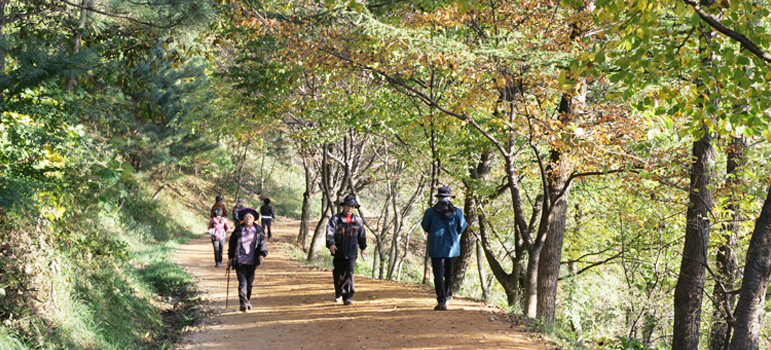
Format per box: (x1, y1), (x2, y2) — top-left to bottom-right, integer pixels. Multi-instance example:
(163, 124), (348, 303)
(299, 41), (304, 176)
(206, 185), (467, 313)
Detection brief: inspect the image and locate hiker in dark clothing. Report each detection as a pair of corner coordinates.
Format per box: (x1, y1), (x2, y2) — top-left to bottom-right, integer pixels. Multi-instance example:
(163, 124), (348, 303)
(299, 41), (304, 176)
(227, 208), (267, 312)
(421, 186), (467, 311)
(211, 195), (228, 219)
(260, 198), (275, 240)
(326, 195), (367, 305)
(208, 208), (230, 267)
(232, 198), (245, 223)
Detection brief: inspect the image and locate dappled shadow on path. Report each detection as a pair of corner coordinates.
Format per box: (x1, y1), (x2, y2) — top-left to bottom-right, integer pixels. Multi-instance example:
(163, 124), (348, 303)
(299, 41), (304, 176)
(174, 221), (545, 350)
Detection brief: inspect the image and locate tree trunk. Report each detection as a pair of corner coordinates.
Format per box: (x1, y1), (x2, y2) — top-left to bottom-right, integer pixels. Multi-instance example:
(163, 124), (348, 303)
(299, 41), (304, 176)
(477, 240), (490, 300)
(66, 0), (90, 90)
(297, 190), (313, 250)
(306, 204), (331, 264)
(454, 150), (493, 290)
(672, 126), (715, 350)
(729, 184), (771, 350)
(536, 155), (573, 325)
(710, 136), (745, 350)
(0, 0), (7, 74)
(477, 211), (520, 307)
(371, 244), (380, 279)
(297, 151), (317, 250)
(453, 188), (478, 291)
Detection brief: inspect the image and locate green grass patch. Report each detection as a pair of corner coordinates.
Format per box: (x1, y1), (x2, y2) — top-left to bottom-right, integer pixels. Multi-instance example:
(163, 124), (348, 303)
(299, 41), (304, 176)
(0, 185), (206, 349)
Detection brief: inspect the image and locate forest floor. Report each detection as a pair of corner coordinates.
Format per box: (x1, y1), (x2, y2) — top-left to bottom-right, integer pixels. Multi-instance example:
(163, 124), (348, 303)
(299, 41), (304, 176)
(173, 220), (551, 350)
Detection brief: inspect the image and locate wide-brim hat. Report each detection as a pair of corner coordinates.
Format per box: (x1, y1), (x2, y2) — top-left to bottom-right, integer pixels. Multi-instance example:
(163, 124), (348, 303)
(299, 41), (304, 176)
(341, 195), (361, 208)
(238, 208), (259, 221)
(435, 186), (455, 198)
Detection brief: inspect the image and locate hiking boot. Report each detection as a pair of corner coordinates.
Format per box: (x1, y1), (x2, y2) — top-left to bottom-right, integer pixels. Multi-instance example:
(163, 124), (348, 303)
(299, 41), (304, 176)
(247, 301), (252, 310)
(343, 299), (354, 305)
(434, 302), (447, 311)
(445, 296), (453, 305)
(240, 304), (247, 312)
(334, 296), (343, 303)
(215, 262), (221, 268)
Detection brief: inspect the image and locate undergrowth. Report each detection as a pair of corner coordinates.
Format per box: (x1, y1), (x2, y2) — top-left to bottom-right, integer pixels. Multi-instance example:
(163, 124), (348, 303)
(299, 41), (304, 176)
(0, 185), (205, 350)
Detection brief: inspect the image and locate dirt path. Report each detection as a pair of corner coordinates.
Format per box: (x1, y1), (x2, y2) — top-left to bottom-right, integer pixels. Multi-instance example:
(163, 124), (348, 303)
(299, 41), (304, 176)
(174, 220), (548, 350)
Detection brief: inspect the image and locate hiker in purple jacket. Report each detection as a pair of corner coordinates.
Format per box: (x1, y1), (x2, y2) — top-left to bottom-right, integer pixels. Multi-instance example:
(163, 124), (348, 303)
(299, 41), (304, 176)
(326, 195), (367, 305)
(208, 208), (230, 268)
(421, 186), (467, 311)
(227, 208), (268, 312)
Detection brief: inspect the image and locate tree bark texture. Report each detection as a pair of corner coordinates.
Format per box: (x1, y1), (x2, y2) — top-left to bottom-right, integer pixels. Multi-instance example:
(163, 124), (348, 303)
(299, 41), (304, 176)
(710, 136), (745, 350)
(729, 185), (771, 350)
(536, 155), (573, 325)
(672, 129), (714, 350)
(454, 150), (493, 290)
(476, 241), (490, 300)
(454, 188), (478, 291)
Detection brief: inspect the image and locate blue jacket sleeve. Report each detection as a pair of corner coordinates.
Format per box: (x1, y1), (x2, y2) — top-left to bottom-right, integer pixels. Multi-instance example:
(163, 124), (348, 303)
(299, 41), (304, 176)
(457, 208), (467, 233)
(326, 216), (336, 248)
(421, 209), (431, 233)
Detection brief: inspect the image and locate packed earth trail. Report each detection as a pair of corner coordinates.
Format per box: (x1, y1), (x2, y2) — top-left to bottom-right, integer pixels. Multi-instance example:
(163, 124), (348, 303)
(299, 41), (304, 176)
(174, 220), (549, 350)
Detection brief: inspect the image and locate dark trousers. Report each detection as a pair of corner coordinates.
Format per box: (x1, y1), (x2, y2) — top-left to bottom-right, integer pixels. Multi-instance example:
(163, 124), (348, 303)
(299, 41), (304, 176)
(212, 238), (226, 264)
(262, 218), (272, 239)
(236, 264), (257, 306)
(431, 257), (456, 304)
(333, 255), (357, 300)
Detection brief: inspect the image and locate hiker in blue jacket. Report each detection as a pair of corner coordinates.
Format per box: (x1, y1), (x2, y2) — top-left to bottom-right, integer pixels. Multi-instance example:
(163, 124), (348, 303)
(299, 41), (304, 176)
(421, 185), (467, 311)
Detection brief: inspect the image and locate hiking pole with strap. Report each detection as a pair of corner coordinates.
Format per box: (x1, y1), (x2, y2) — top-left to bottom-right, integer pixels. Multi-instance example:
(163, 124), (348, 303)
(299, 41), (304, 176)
(225, 260), (231, 310)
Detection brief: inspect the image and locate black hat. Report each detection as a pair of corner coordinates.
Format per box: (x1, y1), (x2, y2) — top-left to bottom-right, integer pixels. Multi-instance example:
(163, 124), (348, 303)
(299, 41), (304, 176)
(341, 195), (360, 208)
(238, 208), (259, 221)
(435, 186), (455, 198)
(216, 195), (223, 202)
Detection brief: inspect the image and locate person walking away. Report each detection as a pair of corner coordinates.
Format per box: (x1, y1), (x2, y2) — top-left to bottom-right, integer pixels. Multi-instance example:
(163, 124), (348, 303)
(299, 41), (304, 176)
(232, 198), (245, 223)
(208, 208), (230, 267)
(260, 198), (275, 240)
(211, 195), (228, 219)
(421, 185), (467, 311)
(227, 208), (267, 312)
(326, 195), (367, 305)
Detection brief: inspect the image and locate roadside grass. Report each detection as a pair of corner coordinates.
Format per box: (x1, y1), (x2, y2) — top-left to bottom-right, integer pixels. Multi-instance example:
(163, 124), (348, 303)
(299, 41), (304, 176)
(0, 182), (206, 350)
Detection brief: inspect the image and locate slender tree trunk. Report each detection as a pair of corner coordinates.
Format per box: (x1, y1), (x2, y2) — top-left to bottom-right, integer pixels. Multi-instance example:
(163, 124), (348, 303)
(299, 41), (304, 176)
(454, 150), (493, 290)
(372, 244), (380, 279)
(423, 158), (439, 284)
(298, 189), (313, 250)
(66, 0), (90, 90)
(672, 125), (715, 350)
(729, 185), (771, 350)
(477, 211), (520, 307)
(0, 0), (7, 74)
(297, 151), (317, 250)
(453, 189), (478, 290)
(306, 204), (331, 264)
(476, 240), (490, 300)
(387, 195), (404, 280)
(234, 144), (248, 202)
(710, 136), (745, 350)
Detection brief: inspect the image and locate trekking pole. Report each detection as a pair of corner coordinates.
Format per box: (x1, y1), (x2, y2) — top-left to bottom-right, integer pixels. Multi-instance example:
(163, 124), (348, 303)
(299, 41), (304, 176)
(225, 260), (231, 310)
